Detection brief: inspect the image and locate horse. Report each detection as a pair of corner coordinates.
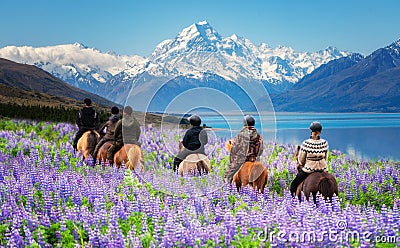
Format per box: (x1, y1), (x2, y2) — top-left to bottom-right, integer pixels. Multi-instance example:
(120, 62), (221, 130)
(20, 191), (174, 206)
(114, 144), (144, 171)
(177, 142), (211, 176)
(225, 140), (268, 193)
(77, 130), (100, 161)
(96, 141), (112, 164)
(293, 145), (339, 204)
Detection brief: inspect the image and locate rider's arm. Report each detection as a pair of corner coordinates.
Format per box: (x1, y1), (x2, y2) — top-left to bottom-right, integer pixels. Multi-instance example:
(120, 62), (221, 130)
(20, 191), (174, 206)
(297, 147), (307, 166)
(182, 129), (191, 148)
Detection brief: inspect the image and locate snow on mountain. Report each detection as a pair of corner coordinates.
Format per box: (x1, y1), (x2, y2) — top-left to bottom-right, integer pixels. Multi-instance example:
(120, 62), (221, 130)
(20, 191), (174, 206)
(0, 20), (353, 99)
(146, 21), (351, 84)
(0, 43), (146, 93)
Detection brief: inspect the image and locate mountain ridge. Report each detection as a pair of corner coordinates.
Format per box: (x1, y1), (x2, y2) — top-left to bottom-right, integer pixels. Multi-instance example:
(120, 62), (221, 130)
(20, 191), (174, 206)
(0, 21), (352, 105)
(272, 39), (400, 112)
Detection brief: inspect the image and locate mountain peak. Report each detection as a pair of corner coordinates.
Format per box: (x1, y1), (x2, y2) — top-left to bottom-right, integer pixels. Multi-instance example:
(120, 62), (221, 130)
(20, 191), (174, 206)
(177, 21), (222, 43)
(72, 42), (87, 49)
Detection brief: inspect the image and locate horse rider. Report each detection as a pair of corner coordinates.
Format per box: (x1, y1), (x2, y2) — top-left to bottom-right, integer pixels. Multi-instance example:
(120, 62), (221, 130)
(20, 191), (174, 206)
(72, 98), (98, 151)
(107, 106), (141, 165)
(173, 114), (208, 171)
(290, 121), (329, 197)
(224, 115), (263, 184)
(92, 106), (120, 161)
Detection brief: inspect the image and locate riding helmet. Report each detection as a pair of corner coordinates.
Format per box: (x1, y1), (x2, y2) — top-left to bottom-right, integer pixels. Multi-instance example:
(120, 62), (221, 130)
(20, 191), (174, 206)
(189, 114), (201, 126)
(244, 115), (255, 126)
(84, 98), (92, 106)
(123, 106), (133, 115)
(111, 106), (119, 115)
(310, 121), (322, 132)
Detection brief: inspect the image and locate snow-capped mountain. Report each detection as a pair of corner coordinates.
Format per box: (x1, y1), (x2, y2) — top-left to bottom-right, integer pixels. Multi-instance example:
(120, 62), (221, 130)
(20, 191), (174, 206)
(0, 21), (353, 106)
(0, 43), (146, 93)
(272, 39), (400, 112)
(146, 21), (351, 84)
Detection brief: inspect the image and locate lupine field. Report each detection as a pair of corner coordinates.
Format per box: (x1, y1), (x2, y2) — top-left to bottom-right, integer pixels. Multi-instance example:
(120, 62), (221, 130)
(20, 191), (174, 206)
(0, 118), (399, 247)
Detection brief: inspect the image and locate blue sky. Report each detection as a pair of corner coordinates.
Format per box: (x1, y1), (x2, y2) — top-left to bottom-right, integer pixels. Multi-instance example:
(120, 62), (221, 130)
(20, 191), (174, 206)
(1, 0), (400, 56)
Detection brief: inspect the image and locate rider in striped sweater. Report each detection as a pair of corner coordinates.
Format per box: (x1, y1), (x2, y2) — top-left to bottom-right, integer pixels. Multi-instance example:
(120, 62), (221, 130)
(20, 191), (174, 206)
(290, 121), (329, 197)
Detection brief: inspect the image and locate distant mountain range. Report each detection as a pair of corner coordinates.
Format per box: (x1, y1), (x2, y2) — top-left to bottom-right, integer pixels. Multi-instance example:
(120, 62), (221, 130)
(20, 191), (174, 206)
(272, 40), (400, 112)
(0, 21), (350, 111)
(0, 58), (181, 124)
(0, 58), (116, 108)
(0, 21), (399, 113)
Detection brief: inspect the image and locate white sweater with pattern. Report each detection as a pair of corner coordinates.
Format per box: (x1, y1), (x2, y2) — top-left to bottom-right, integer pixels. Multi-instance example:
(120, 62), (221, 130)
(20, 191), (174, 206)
(298, 138), (329, 173)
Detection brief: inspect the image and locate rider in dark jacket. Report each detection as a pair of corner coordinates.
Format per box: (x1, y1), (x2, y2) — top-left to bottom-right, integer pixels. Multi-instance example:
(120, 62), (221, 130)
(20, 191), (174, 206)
(173, 114), (208, 171)
(92, 106), (120, 161)
(72, 98), (98, 150)
(107, 106), (141, 164)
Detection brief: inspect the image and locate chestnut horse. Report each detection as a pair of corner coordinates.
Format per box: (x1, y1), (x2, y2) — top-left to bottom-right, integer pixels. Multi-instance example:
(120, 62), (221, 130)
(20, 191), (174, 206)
(294, 145), (338, 204)
(96, 141), (112, 164)
(225, 140), (268, 193)
(77, 130), (100, 161)
(97, 142), (144, 171)
(177, 142), (211, 176)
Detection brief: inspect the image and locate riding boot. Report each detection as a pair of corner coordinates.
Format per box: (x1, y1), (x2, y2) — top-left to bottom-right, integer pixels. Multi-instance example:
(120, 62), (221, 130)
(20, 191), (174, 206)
(290, 170), (310, 197)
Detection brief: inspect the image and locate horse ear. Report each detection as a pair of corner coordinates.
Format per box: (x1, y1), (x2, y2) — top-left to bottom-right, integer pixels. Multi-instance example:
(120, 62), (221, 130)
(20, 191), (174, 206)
(294, 145), (300, 158)
(225, 140), (232, 152)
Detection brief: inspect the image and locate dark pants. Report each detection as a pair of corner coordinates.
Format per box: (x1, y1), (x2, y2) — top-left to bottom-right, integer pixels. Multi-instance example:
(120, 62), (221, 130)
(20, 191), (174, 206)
(93, 138), (112, 162)
(224, 160), (244, 183)
(290, 170), (310, 195)
(73, 128), (91, 149)
(107, 141), (124, 162)
(173, 148), (205, 171)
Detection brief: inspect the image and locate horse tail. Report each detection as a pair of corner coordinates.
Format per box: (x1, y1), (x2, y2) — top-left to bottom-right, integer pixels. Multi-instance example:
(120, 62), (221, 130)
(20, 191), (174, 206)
(127, 145), (142, 171)
(318, 176), (335, 198)
(87, 130), (98, 156)
(196, 160), (205, 175)
(249, 162), (265, 183)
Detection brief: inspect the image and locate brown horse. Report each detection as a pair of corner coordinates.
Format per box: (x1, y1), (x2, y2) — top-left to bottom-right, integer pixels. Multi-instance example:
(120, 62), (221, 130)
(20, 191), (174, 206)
(96, 141), (112, 164)
(296, 172), (338, 204)
(225, 140), (268, 193)
(114, 144), (144, 171)
(77, 130), (100, 160)
(177, 142), (211, 176)
(294, 145), (339, 204)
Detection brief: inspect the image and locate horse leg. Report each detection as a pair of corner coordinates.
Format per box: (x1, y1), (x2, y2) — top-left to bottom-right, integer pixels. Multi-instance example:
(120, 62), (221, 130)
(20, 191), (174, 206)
(312, 192), (317, 205)
(233, 173), (241, 192)
(296, 182), (304, 202)
(259, 170), (268, 194)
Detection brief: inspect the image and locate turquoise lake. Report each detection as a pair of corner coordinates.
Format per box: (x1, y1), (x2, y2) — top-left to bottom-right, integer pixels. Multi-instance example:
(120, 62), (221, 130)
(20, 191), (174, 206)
(198, 113), (400, 161)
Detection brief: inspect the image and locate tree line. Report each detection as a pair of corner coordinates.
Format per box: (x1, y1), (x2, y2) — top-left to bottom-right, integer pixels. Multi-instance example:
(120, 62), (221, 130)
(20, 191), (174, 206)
(0, 102), (109, 124)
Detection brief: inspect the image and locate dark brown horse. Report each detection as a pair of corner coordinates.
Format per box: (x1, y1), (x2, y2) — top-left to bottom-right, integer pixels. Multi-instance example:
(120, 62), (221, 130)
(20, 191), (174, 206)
(296, 171), (338, 204)
(77, 130), (100, 161)
(294, 145), (338, 204)
(226, 140), (268, 193)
